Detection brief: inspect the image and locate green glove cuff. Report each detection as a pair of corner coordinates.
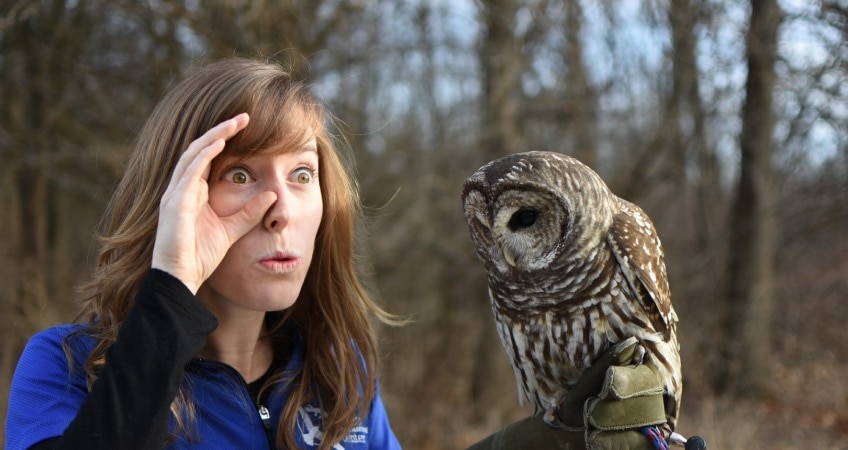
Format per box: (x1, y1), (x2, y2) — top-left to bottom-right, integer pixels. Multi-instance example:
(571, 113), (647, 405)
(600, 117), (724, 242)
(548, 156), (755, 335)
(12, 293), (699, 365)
(600, 365), (665, 400)
(586, 395), (666, 430)
(586, 362), (667, 432)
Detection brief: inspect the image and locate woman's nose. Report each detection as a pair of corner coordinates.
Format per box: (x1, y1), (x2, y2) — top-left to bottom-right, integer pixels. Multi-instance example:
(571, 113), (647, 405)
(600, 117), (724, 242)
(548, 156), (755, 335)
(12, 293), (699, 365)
(263, 184), (291, 231)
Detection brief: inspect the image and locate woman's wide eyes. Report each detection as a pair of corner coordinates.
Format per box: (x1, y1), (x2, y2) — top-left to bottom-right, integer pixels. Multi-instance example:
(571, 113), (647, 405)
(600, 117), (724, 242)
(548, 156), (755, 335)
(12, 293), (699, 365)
(293, 168), (315, 184)
(223, 167), (252, 184)
(221, 166), (316, 185)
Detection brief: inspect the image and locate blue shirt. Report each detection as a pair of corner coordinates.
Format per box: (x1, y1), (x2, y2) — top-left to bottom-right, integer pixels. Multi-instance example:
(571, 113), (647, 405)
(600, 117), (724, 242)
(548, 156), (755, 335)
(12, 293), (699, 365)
(7, 324), (401, 449)
(6, 269), (402, 450)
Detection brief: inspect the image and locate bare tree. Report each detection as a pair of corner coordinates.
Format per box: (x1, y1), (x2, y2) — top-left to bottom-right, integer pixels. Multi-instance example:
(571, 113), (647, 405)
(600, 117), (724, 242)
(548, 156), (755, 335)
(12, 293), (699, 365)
(478, 0), (527, 160)
(0, 1), (130, 440)
(668, 0), (722, 255)
(562, 0), (598, 168)
(190, 0), (368, 66)
(719, 0), (782, 396)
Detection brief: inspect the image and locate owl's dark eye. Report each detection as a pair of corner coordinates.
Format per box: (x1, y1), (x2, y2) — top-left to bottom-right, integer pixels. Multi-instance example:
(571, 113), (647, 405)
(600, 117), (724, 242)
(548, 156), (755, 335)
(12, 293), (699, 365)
(508, 208), (538, 230)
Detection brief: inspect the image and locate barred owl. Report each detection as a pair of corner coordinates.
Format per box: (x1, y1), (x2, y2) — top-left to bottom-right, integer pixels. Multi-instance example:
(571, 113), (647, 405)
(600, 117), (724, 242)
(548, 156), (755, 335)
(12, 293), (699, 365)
(461, 151), (681, 433)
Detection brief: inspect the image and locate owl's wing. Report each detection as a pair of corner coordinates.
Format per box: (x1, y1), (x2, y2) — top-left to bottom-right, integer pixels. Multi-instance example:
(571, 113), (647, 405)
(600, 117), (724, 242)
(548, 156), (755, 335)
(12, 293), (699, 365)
(607, 199), (677, 337)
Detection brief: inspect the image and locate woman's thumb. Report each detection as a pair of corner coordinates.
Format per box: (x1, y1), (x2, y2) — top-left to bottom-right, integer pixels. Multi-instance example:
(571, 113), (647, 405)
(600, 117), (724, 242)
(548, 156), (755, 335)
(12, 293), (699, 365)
(223, 191), (277, 242)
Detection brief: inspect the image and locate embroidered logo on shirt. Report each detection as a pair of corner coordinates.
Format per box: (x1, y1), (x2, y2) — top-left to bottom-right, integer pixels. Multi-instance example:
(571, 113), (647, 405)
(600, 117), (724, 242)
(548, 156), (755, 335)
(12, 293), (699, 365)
(297, 405), (369, 449)
(343, 425), (369, 444)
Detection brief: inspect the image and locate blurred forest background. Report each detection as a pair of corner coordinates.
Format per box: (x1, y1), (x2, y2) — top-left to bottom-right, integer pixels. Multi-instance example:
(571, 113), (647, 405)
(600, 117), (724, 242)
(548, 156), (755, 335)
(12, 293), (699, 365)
(1, 0), (847, 448)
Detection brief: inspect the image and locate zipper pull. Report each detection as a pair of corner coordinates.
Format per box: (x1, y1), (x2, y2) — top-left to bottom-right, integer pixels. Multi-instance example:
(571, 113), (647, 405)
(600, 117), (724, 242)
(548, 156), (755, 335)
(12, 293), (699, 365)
(258, 405), (272, 430)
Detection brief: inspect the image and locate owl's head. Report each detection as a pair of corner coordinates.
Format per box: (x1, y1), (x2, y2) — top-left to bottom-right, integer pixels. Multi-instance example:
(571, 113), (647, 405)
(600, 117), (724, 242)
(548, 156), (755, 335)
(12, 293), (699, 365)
(461, 151), (614, 276)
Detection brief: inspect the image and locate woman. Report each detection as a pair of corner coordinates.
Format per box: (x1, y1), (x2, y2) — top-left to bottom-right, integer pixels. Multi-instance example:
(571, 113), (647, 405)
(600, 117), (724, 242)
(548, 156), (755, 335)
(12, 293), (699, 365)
(6, 58), (400, 449)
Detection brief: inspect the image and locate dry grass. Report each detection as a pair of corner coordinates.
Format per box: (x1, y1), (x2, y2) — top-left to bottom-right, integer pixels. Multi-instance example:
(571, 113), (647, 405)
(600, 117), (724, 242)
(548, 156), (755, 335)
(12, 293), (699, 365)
(677, 361), (848, 450)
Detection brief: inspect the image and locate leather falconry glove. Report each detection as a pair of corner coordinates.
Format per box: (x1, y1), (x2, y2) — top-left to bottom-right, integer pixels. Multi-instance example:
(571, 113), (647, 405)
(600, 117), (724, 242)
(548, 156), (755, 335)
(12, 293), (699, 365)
(466, 337), (668, 450)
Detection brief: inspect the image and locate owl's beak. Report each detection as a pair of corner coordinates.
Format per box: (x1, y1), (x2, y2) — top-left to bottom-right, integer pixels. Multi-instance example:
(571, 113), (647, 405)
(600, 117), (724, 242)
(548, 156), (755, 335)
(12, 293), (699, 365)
(502, 246), (517, 267)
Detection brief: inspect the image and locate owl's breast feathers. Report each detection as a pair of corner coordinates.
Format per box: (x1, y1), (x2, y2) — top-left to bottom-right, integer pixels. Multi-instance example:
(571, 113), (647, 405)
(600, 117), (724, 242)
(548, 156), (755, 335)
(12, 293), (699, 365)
(485, 236), (617, 313)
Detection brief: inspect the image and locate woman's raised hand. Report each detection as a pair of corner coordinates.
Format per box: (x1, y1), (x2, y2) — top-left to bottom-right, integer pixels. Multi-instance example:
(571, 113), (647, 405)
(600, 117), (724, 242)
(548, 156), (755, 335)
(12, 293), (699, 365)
(151, 113), (277, 294)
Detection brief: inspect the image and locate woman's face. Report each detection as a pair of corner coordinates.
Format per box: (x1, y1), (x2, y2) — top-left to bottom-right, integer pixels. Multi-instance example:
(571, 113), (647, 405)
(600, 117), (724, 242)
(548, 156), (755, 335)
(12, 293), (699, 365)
(196, 138), (323, 317)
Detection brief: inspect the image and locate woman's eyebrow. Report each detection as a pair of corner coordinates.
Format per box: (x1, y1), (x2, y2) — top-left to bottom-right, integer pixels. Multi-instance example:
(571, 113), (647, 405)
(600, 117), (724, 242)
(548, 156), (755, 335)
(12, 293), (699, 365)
(297, 140), (318, 154)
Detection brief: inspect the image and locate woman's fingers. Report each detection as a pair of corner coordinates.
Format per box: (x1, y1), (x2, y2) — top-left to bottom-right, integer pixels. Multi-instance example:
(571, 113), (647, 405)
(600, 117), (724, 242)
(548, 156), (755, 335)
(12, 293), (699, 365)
(169, 113), (250, 190)
(153, 113), (252, 291)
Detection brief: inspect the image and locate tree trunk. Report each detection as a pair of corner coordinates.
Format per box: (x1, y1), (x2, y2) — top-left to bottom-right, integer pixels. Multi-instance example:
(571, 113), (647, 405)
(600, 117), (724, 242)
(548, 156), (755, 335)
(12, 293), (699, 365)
(667, 0), (726, 269)
(479, 0), (526, 160)
(563, 0), (597, 168)
(720, 0), (781, 396)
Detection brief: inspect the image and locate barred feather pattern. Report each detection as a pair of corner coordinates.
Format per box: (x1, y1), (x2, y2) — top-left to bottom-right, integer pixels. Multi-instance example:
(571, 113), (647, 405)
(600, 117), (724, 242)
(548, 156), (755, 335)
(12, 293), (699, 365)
(462, 151), (682, 430)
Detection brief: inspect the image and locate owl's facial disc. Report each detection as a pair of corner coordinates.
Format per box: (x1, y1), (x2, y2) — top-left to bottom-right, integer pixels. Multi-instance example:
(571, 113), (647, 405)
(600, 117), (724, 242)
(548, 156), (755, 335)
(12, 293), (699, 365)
(492, 188), (566, 272)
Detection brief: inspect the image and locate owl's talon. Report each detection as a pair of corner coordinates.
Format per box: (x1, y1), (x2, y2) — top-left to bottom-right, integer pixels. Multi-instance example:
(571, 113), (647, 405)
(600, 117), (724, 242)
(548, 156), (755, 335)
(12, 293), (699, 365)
(542, 407), (559, 426)
(631, 343), (647, 366)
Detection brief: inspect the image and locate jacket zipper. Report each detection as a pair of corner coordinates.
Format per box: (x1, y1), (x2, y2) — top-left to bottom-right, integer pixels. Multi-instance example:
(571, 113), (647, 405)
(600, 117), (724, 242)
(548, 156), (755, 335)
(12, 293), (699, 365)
(258, 404), (275, 449)
(197, 359), (276, 449)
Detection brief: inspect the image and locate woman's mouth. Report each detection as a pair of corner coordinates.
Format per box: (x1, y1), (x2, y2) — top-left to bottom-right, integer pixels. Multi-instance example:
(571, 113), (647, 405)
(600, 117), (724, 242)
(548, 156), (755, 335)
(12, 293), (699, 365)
(258, 252), (300, 273)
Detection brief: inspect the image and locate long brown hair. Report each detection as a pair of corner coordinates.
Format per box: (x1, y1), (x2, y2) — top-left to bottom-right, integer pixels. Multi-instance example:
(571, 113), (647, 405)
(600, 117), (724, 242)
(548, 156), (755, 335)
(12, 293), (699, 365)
(74, 57), (395, 449)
